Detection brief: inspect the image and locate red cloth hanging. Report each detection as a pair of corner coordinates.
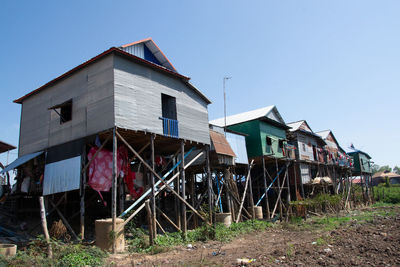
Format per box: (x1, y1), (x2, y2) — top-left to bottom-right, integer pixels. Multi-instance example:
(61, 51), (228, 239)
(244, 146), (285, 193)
(87, 146), (128, 206)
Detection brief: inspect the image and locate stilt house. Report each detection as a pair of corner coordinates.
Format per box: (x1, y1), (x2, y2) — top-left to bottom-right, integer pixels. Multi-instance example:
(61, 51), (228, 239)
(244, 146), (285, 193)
(286, 120), (326, 185)
(2, 38), (212, 241)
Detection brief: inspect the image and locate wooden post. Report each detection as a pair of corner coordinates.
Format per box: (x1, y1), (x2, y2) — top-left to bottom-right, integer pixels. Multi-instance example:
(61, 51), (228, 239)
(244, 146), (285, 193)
(285, 162), (291, 220)
(180, 140), (187, 234)
(39, 196), (52, 258)
(111, 128), (117, 254)
(205, 146), (213, 224)
(235, 160), (254, 223)
(275, 159), (283, 220)
(145, 200), (154, 245)
(299, 163), (305, 198)
(150, 134), (156, 240)
(293, 162), (298, 201)
(248, 167), (255, 219)
(190, 173), (198, 228)
(262, 157), (270, 219)
(49, 200), (79, 240)
(173, 157), (181, 229)
(80, 144), (86, 240)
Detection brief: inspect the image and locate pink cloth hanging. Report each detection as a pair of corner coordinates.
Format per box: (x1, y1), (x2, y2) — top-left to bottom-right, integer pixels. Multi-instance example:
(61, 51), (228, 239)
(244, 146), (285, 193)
(87, 146), (128, 205)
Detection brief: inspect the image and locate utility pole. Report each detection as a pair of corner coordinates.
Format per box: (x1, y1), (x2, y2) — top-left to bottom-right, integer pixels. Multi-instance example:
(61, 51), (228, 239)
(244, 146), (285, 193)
(223, 76), (231, 136)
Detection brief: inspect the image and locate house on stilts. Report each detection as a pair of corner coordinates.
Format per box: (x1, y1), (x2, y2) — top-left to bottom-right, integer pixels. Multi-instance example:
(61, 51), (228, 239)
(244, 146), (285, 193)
(210, 105), (293, 220)
(2, 38), (215, 249)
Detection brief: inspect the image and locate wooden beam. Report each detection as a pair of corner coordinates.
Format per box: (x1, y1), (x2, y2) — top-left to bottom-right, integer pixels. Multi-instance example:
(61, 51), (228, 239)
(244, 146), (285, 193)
(116, 131), (209, 225)
(111, 128), (117, 253)
(49, 199), (79, 240)
(80, 144), (86, 240)
(39, 197), (52, 258)
(150, 134), (156, 240)
(145, 200), (154, 245)
(205, 146), (213, 224)
(121, 150), (204, 228)
(180, 140), (187, 234)
(235, 160), (254, 223)
(262, 157), (270, 219)
(156, 206), (180, 231)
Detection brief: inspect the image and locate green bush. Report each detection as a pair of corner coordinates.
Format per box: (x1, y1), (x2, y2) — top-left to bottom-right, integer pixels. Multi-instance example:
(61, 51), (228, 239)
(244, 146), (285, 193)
(374, 184), (400, 204)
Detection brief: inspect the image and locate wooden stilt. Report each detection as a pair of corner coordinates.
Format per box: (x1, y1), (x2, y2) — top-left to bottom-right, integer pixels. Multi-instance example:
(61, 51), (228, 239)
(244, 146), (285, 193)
(271, 170), (288, 219)
(180, 140), (187, 234)
(145, 200), (154, 245)
(285, 162), (291, 220)
(116, 132), (209, 224)
(39, 196), (52, 258)
(293, 162), (298, 201)
(275, 159), (283, 220)
(248, 167), (255, 219)
(262, 157), (270, 219)
(150, 134), (156, 239)
(173, 157), (181, 229)
(80, 144), (86, 240)
(111, 127), (117, 254)
(235, 160), (254, 223)
(205, 146), (213, 224)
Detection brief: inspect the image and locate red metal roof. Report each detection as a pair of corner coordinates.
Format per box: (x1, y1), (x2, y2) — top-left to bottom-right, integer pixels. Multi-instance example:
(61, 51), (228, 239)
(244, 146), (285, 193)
(14, 47), (194, 104)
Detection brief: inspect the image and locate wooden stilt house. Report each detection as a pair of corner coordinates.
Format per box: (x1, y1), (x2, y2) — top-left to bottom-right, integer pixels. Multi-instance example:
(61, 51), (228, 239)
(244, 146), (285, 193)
(2, 38), (213, 244)
(286, 120), (326, 197)
(210, 106), (292, 220)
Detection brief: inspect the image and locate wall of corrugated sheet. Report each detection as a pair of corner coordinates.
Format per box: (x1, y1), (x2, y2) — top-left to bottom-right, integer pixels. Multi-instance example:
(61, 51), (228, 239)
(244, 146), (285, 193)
(19, 55), (115, 156)
(113, 56), (210, 144)
(225, 132), (248, 164)
(121, 43), (144, 58)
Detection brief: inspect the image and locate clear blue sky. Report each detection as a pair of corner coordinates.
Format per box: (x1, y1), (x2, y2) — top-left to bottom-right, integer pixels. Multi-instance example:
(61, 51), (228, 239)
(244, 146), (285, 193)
(1, 0), (399, 168)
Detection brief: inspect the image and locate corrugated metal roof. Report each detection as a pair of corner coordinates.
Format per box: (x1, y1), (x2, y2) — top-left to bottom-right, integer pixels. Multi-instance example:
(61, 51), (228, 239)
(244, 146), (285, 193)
(120, 37), (177, 72)
(0, 141), (16, 154)
(315, 130), (331, 140)
(0, 151), (43, 174)
(210, 105), (285, 127)
(287, 121), (305, 132)
(210, 130), (236, 157)
(14, 41), (212, 105)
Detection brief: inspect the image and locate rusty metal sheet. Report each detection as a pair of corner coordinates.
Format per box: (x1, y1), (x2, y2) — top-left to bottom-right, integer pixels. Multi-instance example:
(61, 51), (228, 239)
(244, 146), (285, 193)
(210, 130), (236, 157)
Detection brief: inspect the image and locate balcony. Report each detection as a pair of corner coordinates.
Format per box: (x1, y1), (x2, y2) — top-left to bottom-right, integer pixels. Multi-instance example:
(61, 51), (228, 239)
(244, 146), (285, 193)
(160, 117), (179, 138)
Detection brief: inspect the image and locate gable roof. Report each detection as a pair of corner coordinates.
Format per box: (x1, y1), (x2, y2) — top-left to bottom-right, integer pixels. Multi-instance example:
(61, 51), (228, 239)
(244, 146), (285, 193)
(14, 41), (211, 104)
(315, 130), (346, 153)
(287, 120), (312, 133)
(210, 105), (286, 128)
(348, 150), (372, 159)
(120, 38), (177, 72)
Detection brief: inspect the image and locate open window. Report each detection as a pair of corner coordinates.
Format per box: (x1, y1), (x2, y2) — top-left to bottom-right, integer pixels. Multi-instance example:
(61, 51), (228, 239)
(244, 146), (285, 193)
(266, 137), (272, 146)
(278, 139), (284, 149)
(48, 99), (72, 124)
(161, 94), (177, 120)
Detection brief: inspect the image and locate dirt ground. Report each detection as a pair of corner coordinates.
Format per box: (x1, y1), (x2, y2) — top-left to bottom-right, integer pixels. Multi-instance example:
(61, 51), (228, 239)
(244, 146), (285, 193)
(109, 205), (400, 266)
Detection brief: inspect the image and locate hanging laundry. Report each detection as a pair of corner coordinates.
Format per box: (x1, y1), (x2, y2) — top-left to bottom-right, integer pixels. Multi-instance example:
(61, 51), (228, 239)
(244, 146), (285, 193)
(155, 156), (166, 167)
(87, 146), (128, 205)
(124, 169), (144, 199)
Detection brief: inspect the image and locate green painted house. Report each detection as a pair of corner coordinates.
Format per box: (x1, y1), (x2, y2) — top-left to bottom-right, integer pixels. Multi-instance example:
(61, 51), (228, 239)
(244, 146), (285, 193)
(348, 151), (372, 174)
(209, 106), (289, 159)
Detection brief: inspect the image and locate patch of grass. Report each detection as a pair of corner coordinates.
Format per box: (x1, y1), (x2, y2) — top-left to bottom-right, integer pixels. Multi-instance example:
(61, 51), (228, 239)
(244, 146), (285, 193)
(374, 185), (400, 204)
(126, 220), (272, 253)
(0, 238), (107, 267)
